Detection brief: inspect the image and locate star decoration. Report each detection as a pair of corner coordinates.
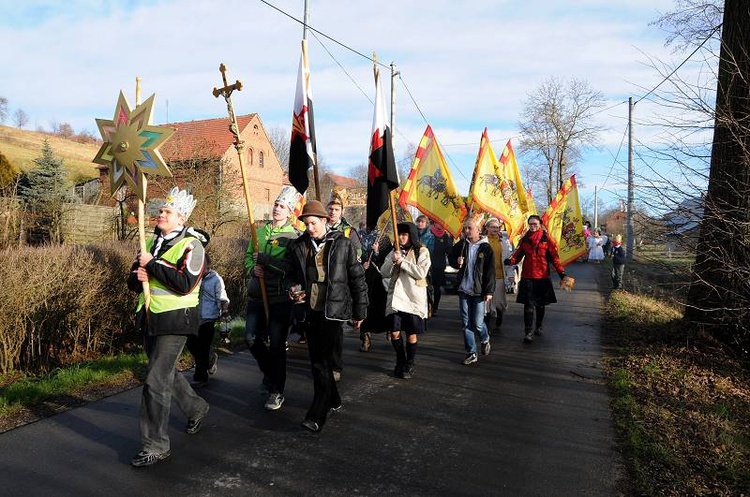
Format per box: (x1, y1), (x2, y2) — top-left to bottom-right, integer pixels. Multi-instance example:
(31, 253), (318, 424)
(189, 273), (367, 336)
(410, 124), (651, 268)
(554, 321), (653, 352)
(93, 91), (175, 201)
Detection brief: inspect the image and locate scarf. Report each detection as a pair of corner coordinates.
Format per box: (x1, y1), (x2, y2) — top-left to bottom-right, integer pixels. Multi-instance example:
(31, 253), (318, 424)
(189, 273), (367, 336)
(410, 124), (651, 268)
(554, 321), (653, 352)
(430, 224), (446, 238)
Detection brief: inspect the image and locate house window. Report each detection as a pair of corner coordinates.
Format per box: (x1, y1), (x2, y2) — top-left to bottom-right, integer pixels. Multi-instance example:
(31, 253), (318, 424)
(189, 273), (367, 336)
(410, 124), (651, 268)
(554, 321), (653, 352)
(248, 148), (254, 165)
(265, 188), (270, 201)
(259, 151), (264, 168)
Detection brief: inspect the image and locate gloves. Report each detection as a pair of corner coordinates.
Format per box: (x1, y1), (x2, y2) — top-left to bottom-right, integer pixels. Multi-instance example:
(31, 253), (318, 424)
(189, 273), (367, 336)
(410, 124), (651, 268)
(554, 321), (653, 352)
(559, 272), (567, 280)
(255, 252), (270, 266)
(503, 258), (512, 266)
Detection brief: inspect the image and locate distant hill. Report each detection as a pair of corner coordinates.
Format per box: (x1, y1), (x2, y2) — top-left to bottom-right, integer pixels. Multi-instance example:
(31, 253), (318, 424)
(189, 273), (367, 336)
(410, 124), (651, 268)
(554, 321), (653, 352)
(0, 125), (100, 183)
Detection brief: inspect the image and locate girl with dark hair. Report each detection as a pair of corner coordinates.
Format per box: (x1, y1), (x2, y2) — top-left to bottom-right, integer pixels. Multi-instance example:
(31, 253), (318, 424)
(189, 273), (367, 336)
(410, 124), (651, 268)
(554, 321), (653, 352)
(381, 222), (431, 378)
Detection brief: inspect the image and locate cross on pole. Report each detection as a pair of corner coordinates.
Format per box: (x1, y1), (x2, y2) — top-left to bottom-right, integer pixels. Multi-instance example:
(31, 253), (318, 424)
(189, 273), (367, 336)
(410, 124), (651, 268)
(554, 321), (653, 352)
(212, 63), (269, 322)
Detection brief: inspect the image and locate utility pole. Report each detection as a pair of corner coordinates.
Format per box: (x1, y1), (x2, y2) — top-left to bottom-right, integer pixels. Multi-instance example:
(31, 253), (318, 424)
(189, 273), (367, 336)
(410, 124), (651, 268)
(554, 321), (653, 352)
(593, 185), (598, 229)
(626, 97), (635, 262)
(390, 62), (398, 151)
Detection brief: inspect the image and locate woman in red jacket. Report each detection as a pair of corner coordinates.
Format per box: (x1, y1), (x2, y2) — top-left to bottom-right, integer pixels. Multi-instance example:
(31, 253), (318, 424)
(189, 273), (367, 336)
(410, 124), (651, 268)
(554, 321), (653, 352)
(504, 215), (567, 343)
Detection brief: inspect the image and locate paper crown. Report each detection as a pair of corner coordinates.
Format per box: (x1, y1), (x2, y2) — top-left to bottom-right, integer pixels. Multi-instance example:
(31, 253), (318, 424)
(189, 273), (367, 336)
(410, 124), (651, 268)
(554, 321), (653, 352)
(162, 187), (197, 219)
(275, 185), (302, 212)
(328, 186), (348, 207)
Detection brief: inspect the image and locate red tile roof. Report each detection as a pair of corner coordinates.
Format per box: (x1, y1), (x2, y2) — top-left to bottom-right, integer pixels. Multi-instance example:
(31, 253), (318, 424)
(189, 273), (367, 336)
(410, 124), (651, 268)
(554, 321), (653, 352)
(325, 172), (361, 188)
(160, 114), (257, 161)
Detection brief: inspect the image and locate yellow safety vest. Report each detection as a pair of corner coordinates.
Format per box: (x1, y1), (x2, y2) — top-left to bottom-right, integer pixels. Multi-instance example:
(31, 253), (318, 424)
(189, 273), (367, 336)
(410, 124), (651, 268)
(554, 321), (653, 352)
(136, 236), (201, 314)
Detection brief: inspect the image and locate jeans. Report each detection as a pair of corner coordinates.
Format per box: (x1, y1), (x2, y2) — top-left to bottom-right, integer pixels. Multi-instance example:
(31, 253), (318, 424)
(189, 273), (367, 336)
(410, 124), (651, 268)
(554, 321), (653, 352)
(141, 334), (208, 453)
(458, 292), (489, 355)
(304, 311), (342, 426)
(246, 300), (292, 394)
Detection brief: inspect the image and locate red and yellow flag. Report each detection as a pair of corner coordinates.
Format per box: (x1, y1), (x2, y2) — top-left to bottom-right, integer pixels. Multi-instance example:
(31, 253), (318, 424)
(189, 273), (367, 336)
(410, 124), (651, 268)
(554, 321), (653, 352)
(399, 125), (467, 238)
(468, 129), (515, 232)
(292, 194), (306, 231)
(497, 140), (531, 240)
(541, 175), (587, 266)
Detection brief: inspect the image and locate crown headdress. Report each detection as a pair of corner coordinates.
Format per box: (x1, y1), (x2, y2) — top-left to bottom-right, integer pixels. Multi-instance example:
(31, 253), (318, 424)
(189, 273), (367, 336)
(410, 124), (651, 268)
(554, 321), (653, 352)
(276, 185), (302, 212)
(162, 187), (197, 219)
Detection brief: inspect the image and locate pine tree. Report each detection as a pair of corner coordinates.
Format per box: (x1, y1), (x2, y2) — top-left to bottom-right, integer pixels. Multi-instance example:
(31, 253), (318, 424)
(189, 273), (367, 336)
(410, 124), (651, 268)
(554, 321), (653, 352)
(19, 140), (78, 244)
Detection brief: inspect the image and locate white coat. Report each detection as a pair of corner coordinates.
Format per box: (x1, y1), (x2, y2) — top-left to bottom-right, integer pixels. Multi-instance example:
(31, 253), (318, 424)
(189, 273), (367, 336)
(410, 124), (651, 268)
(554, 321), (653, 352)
(381, 245), (431, 319)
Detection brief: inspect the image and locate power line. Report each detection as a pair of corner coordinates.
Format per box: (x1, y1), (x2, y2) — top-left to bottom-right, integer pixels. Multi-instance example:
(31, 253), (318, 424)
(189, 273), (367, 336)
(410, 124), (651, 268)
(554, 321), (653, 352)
(635, 24), (721, 104)
(258, 0), (389, 71)
(309, 31), (372, 105)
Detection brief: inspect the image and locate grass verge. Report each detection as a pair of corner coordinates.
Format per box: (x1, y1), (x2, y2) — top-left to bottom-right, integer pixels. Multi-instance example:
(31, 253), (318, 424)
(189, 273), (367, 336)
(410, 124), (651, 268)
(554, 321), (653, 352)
(601, 259), (750, 496)
(0, 320), (247, 434)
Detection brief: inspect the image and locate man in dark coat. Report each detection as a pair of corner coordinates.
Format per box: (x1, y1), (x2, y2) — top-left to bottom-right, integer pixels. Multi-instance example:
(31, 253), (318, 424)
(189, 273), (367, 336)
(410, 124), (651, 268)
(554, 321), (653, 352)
(286, 200), (368, 432)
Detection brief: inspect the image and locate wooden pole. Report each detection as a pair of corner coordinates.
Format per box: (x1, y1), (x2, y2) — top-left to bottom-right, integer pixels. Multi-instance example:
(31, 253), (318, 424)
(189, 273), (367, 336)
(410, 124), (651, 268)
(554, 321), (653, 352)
(135, 76), (151, 310)
(212, 64), (270, 321)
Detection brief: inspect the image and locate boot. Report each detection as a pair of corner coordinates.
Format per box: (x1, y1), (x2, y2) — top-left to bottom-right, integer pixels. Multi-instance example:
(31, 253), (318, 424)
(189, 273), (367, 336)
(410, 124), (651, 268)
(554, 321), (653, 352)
(359, 331), (372, 352)
(391, 336), (406, 378)
(403, 341), (417, 379)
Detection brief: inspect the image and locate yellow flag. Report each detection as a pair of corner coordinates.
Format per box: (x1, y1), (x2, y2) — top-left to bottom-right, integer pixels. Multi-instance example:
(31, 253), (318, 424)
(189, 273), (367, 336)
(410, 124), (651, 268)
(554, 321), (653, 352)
(542, 174), (587, 266)
(497, 140), (531, 240)
(468, 129), (510, 227)
(399, 125), (467, 238)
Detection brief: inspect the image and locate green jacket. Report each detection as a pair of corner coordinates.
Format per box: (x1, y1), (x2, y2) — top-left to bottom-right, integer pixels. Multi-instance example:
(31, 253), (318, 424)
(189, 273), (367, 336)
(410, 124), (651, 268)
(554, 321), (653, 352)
(245, 221), (299, 303)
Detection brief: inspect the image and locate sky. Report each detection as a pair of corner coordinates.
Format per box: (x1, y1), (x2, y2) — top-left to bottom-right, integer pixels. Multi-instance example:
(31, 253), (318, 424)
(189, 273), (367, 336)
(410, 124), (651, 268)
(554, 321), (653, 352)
(0, 0), (716, 215)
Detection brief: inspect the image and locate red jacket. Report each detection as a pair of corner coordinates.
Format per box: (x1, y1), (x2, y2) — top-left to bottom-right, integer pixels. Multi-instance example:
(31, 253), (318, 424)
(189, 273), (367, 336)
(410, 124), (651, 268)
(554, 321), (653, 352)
(507, 231), (565, 280)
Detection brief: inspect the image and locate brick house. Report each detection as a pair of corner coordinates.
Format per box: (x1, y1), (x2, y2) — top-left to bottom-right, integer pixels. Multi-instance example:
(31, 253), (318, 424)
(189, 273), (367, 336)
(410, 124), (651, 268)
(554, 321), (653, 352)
(96, 113), (286, 221)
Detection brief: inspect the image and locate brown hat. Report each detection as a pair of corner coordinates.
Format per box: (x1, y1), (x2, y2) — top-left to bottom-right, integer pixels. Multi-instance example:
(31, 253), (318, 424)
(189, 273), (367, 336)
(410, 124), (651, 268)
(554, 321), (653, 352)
(299, 200), (329, 220)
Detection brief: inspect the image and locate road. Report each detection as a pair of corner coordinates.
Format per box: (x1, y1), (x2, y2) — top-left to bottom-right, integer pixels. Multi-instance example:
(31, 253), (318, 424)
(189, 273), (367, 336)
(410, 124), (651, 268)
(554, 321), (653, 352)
(0, 261), (626, 496)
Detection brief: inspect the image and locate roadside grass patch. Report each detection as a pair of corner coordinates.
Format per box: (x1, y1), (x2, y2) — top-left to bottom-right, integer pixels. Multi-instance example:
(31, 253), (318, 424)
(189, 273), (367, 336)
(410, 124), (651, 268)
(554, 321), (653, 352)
(602, 270), (750, 496)
(0, 354), (147, 432)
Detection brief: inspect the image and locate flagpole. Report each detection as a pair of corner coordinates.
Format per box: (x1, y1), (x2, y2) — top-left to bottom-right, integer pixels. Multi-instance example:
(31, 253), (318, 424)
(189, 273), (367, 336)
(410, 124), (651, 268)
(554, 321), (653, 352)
(212, 64), (270, 322)
(135, 76), (151, 311)
(300, 3), (321, 200)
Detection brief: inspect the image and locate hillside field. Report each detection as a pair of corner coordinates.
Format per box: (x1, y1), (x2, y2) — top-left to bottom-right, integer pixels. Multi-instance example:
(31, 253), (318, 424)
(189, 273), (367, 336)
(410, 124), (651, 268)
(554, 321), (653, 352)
(0, 125), (100, 183)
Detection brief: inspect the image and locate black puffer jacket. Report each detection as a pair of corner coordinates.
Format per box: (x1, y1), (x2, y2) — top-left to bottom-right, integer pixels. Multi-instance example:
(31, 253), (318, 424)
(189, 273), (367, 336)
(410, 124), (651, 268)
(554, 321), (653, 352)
(448, 238), (496, 297)
(286, 228), (368, 321)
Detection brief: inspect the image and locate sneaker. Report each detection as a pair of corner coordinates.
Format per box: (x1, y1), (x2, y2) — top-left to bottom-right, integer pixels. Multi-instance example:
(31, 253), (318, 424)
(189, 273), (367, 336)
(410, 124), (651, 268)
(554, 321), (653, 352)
(333, 370), (341, 382)
(264, 393), (285, 411)
(300, 419), (321, 433)
(297, 334), (307, 345)
(208, 353), (218, 375)
(534, 327), (543, 336)
(462, 353), (478, 365)
(186, 405), (209, 435)
(328, 404), (343, 415)
(131, 449), (171, 467)
(523, 332), (533, 343)
(480, 341), (491, 356)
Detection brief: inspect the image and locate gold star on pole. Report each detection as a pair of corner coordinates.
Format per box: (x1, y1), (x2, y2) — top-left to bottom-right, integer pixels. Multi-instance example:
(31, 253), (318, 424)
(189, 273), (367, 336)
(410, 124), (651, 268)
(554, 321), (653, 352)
(94, 91), (175, 201)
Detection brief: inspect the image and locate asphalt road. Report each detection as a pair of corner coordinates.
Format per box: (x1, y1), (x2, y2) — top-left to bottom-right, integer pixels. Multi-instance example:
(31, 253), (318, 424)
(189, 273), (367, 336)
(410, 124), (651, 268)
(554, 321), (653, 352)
(0, 261), (626, 496)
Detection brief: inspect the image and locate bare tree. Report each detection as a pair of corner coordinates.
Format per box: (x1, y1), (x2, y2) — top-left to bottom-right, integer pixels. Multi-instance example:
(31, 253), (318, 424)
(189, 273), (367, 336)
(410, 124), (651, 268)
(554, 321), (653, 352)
(267, 126), (290, 174)
(651, 0), (723, 52)
(684, 0), (750, 350)
(56, 122), (74, 139)
(0, 97), (7, 124)
(13, 109), (29, 129)
(518, 77), (606, 203)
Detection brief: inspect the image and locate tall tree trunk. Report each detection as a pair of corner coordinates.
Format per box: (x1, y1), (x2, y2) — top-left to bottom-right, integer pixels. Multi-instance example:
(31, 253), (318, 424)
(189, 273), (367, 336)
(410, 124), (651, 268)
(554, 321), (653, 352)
(686, 0), (750, 350)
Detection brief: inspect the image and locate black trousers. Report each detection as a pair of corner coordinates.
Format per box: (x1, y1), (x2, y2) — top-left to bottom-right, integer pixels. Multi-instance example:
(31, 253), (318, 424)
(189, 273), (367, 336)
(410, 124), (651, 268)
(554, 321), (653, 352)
(186, 320), (216, 382)
(247, 300), (292, 394)
(304, 311), (342, 426)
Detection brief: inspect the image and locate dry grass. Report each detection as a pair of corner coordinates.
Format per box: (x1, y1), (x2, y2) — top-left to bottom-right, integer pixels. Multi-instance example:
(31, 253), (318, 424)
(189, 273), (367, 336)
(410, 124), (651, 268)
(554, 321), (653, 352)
(601, 259), (750, 496)
(0, 125), (100, 182)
